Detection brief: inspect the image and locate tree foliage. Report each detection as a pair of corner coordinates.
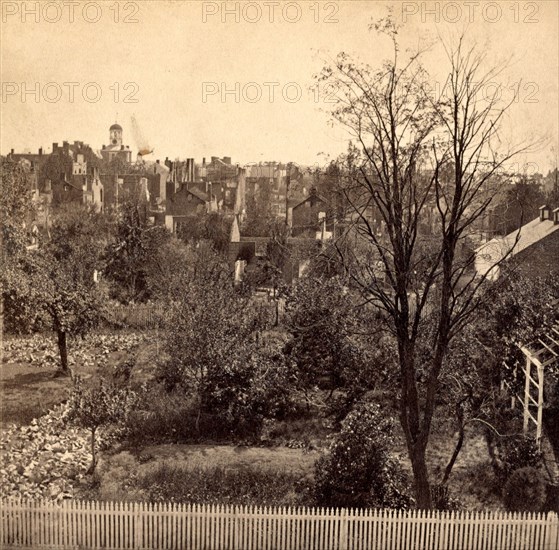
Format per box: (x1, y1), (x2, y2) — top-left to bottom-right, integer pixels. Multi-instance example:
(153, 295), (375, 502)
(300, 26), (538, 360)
(1, 159), (38, 333)
(283, 276), (382, 412)
(104, 197), (171, 302)
(5, 204), (109, 370)
(65, 377), (138, 473)
(158, 243), (287, 437)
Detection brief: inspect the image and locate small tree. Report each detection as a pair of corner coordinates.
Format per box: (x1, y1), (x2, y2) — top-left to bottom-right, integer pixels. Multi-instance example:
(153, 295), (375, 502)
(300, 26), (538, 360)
(159, 242), (265, 433)
(65, 378), (138, 474)
(104, 196), (171, 302)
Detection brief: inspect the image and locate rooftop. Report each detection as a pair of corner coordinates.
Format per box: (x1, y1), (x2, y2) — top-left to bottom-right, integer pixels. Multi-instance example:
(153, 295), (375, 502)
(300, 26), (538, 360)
(476, 216), (559, 262)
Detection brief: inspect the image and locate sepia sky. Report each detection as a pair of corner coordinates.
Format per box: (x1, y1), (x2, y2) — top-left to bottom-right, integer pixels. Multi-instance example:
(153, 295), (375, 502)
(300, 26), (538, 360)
(1, 1), (558, 171)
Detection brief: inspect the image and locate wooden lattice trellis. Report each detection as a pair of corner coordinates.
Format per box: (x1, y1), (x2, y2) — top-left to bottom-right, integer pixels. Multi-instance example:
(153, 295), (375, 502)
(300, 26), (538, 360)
(517, 324), (559, 446)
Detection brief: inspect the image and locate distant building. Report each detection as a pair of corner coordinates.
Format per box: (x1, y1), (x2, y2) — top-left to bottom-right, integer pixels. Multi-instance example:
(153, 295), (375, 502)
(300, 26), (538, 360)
(100, 123), (132, 163)
(290, 187), (334, 239)
(164, 184), (215, 233)
(475, 205), (559, 280)
(205, 156), (237, 182)
(8, 141), (104, 214)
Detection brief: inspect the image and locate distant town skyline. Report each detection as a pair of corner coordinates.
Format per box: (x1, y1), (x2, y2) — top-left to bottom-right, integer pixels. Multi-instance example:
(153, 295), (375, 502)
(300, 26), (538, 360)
(2, 1), (558, 172)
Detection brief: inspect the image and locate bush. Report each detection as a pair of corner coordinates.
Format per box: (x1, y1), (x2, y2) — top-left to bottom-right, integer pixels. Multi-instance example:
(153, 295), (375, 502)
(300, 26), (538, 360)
(313, 402), (411, 509)
(503, 467), (546, 512)
(491, 435), (543, 482)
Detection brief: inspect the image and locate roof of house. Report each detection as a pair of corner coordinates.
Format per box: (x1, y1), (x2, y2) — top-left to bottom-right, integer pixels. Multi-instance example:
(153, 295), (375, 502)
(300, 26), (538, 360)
(292, 190), (329, 210)
(476, 216), (559, 262)
(188, 187), (209, 202)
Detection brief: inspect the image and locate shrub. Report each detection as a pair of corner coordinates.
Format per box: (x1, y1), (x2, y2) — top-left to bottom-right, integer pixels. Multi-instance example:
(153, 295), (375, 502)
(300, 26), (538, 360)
(503, 467), (546, 512)
(492, 435), (543, 482)
(313, 402), (411, 509)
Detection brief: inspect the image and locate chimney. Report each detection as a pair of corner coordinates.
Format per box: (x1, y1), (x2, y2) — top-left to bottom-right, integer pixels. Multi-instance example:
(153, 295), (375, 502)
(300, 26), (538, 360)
(156, 159), (160, 164)
(53, 142), (58, 152)
(38, 147), (43, 156)
(539, 204), (552, 222)
(10, 148), (14, 155)
(202, 157), (206, 166)
(553, 208), (559, 225)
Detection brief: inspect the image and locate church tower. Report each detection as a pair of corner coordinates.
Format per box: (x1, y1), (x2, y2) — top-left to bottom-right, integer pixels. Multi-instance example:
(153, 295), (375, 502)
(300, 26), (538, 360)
(109, 123), (123, 147)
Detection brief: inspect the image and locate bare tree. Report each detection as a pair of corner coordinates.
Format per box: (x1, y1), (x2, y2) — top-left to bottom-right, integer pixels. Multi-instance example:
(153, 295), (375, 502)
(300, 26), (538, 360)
(317, 19), (538, 508)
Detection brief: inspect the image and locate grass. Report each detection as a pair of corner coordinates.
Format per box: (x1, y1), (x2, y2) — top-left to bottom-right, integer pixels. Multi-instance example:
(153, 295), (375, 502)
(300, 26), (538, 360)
(1, 331), (154, 428)
(1, 361), (71, 426)
(91, 445), (318, 506)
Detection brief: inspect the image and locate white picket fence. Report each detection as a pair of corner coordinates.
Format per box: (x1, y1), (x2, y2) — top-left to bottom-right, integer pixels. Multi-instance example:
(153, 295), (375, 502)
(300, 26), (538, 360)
(1, 499), (558, 549)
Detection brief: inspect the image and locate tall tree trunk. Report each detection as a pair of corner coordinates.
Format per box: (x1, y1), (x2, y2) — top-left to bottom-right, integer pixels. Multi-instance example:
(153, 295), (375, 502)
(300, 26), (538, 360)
(57, 329), (69, 374)
(398, 338), (433, 509)
(410, 442), (432, 509)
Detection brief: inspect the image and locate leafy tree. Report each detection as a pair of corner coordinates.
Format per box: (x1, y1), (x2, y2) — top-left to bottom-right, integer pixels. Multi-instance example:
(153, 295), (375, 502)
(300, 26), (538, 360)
(435, 271), (557, 485)
(34, 205), (110, 372)
(159, 243), (267, 434)
(490, 177), (546, 236)
(0, 159), (38, 334)
(105, 197), (171, 302)
(317, 19), (538, 507)
(4, 204), (110, 370)
(242, 179), (275, 237)
(283, 276), (382, 416)
(39, 151), (73, 186)
(177, 211), (231, 254)
(142, 236), (192, 302)
(65, 377), (138, 473)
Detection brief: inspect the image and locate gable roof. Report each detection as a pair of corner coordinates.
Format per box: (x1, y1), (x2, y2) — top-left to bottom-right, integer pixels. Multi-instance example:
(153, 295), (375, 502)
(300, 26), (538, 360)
(188, 187), (209, 202)
(476, 217), (559, 263)
(292, 191), (329, 210)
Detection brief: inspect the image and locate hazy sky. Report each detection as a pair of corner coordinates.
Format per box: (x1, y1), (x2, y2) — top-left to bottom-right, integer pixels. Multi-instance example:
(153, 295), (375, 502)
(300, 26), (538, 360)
(1, 1), (557, 171)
